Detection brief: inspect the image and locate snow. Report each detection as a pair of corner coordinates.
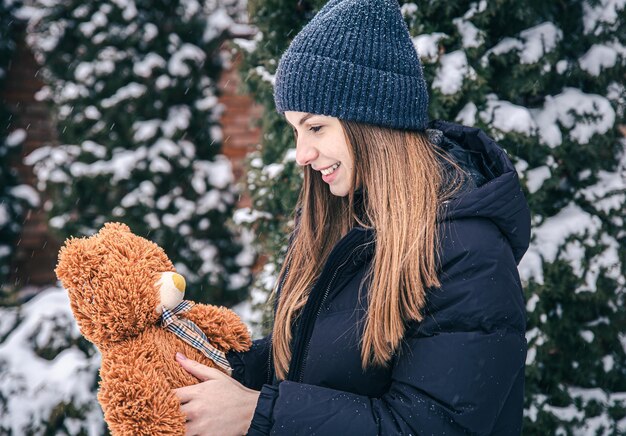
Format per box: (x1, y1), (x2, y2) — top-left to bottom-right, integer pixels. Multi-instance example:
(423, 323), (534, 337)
(121, 180), (157, 208)
(602, 355), (615, 372)
(81, 140), (107, 158)
(60, 82), (88, 100)
(582, 0), (626, 35)
(607, 82), (625, 117)
(283, 147), (297, 162)
(6, 129), (26, 147)
(534, 388), (626, 435)
(580, 330), (595, 343)
(518, 202), (602, 284)
(144, 22), (159, 41)
(526, 293), (540, 312)
(578, 147), (626, 214)
(233, 32), (262, 54)
(110, 0), (138, 21)
(202, 155), (234, 189)
(253, 65), (275, 85)
(84, 105), (101, 119)
(581, 234), (623, 292)
(525, 165), (551, 194)
(479, 94), (538, 139)
(453, 17), (484, 49)
(579, 43), (625, 76)
(101, 82), (147, 108)
(481, 37), (521, 66)
(133, 53), (166, 78)
(455, 102), (477, 126)
(203, 7), (234, 42)
(168, 43), (206, 76)
(0, 204), (8, 227)
(133, 119), (161, 141)
(400, 2), (417, 17)
(0, 287), (104, 434)
(518, 22), (562, 64)
(481, 22), (562, 66)
(162, 106), (192, 137)
(264, 163), (284, 179)
(10, 185), (40, 207)
(412, 33), (448, 62)
(432, 50), (476, 95)
(233, 207), (272, 224)
(556, 60), (568, 74)
(532, 88), (615, 147)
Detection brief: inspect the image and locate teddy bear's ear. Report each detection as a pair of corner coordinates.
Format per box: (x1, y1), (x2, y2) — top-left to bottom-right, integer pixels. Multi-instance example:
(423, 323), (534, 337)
(55, 236), (98, 292)
(100, 222), (132, 235)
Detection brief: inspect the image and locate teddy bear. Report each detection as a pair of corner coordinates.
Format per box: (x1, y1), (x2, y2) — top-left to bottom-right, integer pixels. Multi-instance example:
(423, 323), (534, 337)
(55, 222), (252, 435)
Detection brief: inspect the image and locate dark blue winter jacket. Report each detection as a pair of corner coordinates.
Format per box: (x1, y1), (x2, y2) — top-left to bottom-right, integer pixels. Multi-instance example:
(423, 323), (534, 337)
(226, 120), (531, 435)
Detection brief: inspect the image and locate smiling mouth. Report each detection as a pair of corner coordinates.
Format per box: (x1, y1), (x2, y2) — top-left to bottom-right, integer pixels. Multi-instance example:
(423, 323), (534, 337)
(320, 162), (341, 175)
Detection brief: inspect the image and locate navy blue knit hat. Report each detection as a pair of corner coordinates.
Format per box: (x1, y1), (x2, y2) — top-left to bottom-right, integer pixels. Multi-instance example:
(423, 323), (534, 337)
(273, 0), (429, 131)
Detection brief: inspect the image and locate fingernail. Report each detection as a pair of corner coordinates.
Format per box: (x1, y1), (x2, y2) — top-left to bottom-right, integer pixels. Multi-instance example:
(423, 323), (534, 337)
(176, 352), (187, 361)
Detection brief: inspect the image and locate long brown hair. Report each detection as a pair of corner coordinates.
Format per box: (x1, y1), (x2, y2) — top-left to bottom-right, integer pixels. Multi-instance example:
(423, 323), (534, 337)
(270, 120), (467, 380)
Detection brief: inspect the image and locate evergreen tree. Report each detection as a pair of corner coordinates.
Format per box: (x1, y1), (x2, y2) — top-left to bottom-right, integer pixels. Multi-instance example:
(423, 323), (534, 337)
(0, 287), (105, 434)
(238, 0), (626, 433)
(24, 0), (254, 305)
(0, 0), (40, 294)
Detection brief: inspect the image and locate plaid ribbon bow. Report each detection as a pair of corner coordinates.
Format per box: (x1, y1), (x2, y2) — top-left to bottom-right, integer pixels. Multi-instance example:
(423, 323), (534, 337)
(160, 300), (232, 375)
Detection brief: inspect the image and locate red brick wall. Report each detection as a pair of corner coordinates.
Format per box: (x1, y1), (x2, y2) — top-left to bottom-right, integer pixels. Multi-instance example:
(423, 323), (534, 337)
(218, 43), (264, 208)
(3, 33), (262, 288)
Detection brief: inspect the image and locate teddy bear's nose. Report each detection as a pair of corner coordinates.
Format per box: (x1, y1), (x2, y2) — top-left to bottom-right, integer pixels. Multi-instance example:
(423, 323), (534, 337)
(172, 273), (186, 293)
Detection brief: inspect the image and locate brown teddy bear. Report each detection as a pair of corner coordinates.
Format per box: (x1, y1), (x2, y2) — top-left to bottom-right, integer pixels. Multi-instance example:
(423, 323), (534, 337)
(55, 222), (252, 435)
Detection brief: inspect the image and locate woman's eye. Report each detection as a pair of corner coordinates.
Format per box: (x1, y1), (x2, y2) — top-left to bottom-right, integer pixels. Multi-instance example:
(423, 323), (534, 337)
(309, 126), (322, 133)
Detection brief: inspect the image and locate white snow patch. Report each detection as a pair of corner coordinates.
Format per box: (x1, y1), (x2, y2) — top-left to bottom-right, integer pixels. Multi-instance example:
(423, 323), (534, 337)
(481, 22), (562, 66)
(233, 208), (272, 225)
(479, 94), (537, 139)
(453, 17), (484, 49)
(133, 53), (166, 78)
(412, 33), (448, 62)
(518, 203), (602, 284)
(168, 43), (206, 76)
(525, 166), (551, 194)
(582, 0), (626, 35)
(433, 50), (477, 95)
(579, 43), (624, 76)
(532, 88), (615, 147)
(455, 102), (477, 126)
(0, 287), (104, 434)
(101, 82), (147, 108)
(9, 185), (40, 207)
(6, 129), (26, 147)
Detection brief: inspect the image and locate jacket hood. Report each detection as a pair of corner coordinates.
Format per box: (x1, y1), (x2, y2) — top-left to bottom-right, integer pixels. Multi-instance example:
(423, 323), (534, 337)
(429, 119), (531, 265)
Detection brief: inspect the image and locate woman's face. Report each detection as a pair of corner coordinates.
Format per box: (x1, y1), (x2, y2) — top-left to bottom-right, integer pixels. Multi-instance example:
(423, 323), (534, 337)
(284, 111), (354, 197)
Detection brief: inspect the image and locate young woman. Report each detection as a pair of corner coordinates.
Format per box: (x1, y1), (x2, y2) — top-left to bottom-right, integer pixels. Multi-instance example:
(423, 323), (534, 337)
(174, 1), (531, 435)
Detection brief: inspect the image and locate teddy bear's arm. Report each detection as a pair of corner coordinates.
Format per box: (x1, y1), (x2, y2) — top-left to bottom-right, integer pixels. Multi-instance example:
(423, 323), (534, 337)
(99, 361), (186, 435)
(183, 304), (252, 353)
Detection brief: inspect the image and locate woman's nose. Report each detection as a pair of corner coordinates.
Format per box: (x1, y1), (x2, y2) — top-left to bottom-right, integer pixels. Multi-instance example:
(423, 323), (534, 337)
(295, 138), (318, 166)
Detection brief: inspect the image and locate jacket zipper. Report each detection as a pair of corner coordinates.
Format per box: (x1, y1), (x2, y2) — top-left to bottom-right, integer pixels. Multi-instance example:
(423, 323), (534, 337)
(297, 249), (358, 383)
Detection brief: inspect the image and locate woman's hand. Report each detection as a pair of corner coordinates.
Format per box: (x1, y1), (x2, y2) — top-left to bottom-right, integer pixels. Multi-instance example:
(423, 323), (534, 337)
(173, 352), (260, 436)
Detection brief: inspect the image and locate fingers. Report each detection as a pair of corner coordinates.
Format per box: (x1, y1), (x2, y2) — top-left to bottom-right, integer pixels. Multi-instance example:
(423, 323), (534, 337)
(173, 386), (194, 404)
(176, 352), (226, 382)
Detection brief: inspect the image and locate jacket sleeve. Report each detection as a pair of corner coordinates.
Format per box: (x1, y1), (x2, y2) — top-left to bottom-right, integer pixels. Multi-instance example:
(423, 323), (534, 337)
(226, 335), (271, 390)
(247, 218), (527, 435)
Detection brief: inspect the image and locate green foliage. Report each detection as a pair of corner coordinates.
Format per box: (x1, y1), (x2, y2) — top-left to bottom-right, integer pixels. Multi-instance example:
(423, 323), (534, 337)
(26, 0), (253, 305)
(0, 0), (25, 289)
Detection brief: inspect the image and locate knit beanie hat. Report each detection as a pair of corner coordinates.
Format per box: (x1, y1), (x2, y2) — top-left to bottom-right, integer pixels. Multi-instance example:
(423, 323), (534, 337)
(273, 0), (429, 131)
